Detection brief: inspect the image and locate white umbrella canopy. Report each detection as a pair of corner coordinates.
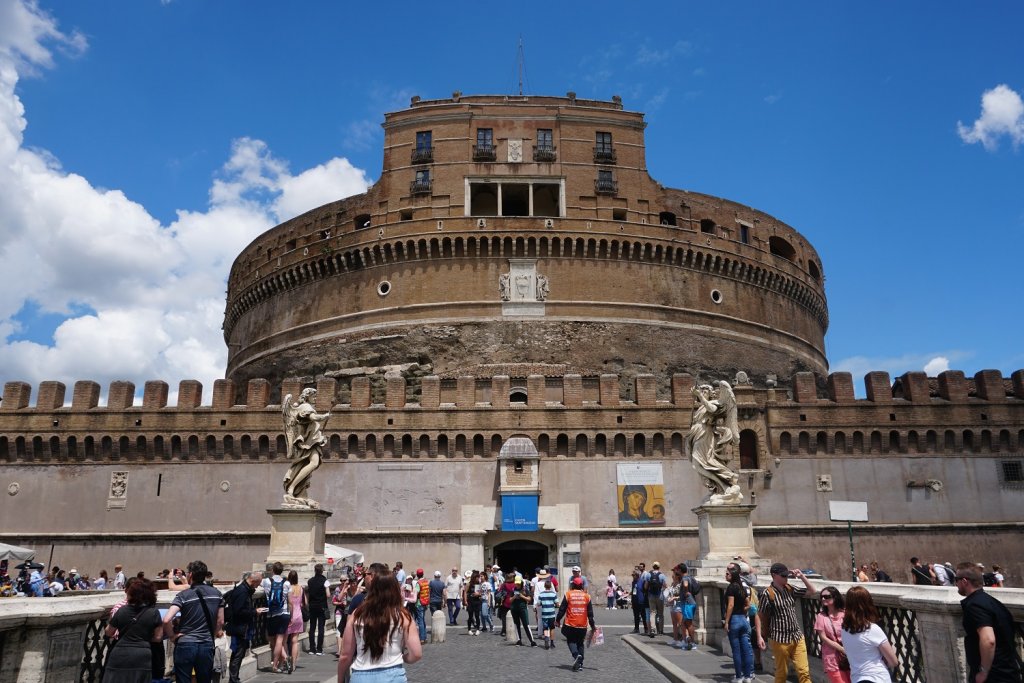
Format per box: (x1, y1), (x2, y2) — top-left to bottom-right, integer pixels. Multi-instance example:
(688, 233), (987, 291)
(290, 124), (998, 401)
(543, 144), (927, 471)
(0, 542), (36, 564)
(322, 544), (363, 566)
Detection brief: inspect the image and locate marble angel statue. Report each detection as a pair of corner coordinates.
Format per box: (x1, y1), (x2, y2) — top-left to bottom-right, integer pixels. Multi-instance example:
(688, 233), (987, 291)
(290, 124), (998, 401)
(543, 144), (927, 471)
(281, 388), (330, 508)
(684, 380), (743, 505)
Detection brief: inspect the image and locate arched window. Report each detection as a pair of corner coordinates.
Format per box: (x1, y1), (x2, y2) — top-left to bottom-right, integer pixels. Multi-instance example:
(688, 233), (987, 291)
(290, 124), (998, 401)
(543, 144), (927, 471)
(769, 236), (796, 261)
(834, 432), (847, 454)
(739, 430), (759, 469)
(633, 433), (646, 457)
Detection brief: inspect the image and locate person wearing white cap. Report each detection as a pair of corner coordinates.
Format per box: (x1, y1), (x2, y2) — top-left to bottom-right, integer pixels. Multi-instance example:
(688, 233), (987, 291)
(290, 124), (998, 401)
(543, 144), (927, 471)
(570, 566), (589, 593)
(428, 571), (445, 615)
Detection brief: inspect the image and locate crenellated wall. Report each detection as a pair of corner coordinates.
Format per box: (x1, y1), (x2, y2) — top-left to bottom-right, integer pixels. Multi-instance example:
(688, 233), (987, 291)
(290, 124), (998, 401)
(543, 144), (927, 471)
(2, 368), (1022, 581)
(2, 369), (1023, 466)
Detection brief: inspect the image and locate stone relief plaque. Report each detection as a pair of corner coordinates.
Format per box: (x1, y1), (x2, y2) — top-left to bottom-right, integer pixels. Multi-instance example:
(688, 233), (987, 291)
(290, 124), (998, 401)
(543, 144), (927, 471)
(507, 139), (523, 163)
(107, 470), (128, 510)
(501, 259), (546, 316)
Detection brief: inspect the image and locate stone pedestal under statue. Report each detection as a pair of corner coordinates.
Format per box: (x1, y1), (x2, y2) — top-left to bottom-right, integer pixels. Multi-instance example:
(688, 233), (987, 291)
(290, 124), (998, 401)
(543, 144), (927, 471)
(261, 507), (332, 577)
(693, 503), (759, 562)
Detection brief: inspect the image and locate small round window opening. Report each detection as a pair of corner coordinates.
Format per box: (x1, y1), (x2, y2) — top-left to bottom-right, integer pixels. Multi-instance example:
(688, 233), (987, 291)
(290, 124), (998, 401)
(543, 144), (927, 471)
(710, 289), (723, 304)
(377, 281), (392, 297)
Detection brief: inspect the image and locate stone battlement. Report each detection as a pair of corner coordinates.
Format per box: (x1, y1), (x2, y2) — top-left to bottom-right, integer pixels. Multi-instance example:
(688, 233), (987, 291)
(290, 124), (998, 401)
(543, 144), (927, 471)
(2, 369), (1023, 413)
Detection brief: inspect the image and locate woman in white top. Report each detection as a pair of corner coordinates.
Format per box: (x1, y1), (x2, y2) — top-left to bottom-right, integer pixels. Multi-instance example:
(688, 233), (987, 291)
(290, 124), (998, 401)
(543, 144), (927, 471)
(338, 574), (422, 682)
(841, 586), (898, 683)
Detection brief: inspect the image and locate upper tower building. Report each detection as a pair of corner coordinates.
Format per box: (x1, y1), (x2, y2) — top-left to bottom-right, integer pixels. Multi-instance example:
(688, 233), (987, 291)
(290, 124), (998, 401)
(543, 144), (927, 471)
(223, 93), (828, 394)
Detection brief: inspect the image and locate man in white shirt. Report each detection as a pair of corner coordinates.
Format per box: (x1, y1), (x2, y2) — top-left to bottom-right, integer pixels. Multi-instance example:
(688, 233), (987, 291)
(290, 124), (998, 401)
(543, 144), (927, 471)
(113, 564), (126, 590)
(444, 567), (464, 625)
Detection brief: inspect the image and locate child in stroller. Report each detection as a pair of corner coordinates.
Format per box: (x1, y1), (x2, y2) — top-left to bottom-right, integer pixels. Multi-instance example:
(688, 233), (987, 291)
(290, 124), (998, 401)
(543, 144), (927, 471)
(615, 585), (630, 609)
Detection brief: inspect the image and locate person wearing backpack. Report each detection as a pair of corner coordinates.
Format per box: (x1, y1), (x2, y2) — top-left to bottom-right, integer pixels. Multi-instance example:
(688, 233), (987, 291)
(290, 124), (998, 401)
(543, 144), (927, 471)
(673, 563), (700, 650)
(224, 570), (262, 683)
(162, 560), (224, 683)
(647, 561), (667, 635)
(260, 561), (292, 674)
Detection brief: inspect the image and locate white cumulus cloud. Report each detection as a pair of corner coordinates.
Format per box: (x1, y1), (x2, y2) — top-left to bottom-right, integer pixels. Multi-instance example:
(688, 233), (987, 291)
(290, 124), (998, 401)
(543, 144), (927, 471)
(923, 356), (950, 376)
(0, 0), (371, 402)
(957, 84), (1024, 151)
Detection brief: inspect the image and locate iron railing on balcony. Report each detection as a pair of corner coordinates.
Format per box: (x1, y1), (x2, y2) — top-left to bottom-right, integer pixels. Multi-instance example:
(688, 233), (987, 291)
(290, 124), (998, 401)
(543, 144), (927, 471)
(593, 146), (616, 163)
(410, 147), (433, 164)
(533, 144), (557, 162)
(473, 144), (497, 162)
(594, 178), (618, 195)
(410, 178), (432, 195)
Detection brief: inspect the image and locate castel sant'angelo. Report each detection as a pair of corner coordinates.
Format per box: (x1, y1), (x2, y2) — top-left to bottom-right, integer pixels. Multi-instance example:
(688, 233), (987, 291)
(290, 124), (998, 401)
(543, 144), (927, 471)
(1, 93), (1022, 581)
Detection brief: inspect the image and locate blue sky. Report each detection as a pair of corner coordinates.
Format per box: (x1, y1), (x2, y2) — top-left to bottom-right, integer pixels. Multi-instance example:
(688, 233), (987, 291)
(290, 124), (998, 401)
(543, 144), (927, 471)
(1, 0), (1022, 399)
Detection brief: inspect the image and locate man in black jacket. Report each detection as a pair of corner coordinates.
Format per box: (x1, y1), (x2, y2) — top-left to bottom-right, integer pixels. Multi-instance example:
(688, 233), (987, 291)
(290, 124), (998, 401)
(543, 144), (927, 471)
(225, 570), (263, 683)
(306, 564), (330, 655)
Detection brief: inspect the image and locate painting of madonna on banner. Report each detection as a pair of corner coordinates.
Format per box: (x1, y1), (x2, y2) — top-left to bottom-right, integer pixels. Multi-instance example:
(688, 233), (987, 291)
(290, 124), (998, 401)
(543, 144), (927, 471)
(616, 463), (666, 526)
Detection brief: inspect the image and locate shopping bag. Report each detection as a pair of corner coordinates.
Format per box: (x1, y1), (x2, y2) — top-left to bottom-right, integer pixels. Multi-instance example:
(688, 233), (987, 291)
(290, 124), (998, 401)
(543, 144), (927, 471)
(587, 626), (605, 647)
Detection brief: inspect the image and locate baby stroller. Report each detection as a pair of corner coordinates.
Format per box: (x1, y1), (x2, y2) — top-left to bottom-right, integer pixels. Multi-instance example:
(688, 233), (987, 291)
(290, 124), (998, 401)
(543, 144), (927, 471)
(615, 586), (630, 610)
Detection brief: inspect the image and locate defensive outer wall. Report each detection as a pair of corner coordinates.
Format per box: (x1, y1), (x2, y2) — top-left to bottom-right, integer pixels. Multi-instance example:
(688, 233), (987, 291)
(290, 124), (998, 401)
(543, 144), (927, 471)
(2, 368), (1022, 582)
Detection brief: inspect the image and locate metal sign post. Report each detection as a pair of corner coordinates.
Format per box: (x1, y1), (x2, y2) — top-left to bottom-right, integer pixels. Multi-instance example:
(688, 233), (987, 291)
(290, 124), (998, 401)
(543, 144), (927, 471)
(829, 501), (868, 582)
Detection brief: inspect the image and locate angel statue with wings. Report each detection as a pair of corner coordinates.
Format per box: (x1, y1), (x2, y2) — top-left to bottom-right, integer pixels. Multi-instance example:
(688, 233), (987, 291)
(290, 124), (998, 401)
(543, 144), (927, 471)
(281, 388), (330, 508)
(684, 380), (743, 505)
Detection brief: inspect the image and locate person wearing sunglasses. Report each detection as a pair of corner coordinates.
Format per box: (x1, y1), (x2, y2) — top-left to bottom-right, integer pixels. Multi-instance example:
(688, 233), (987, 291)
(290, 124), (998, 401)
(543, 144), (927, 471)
(814, 587), (852, 683)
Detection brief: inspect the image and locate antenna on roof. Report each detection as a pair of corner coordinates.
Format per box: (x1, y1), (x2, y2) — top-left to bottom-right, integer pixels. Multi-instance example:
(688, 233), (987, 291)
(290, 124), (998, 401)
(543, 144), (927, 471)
(516, 36), (528, 96)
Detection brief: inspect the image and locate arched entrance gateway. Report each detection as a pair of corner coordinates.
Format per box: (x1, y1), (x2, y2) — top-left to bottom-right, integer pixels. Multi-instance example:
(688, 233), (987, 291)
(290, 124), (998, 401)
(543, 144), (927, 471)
(493, 539), (548, 576)
(470, 436), (580, 580)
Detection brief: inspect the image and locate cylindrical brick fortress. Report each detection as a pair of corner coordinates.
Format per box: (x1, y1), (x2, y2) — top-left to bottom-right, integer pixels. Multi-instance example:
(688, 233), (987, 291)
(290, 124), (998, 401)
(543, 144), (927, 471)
(224, 94), (827, 394)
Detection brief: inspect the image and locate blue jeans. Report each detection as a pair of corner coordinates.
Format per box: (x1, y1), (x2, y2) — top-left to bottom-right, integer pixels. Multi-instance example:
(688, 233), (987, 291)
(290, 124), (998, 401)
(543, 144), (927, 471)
(481, 601), (492, 630)
(173, 640), (215, 683)
(350, 664), (407, 682)
(446, 598), (461, 624)
(415, 604), (427, 642)
(728, 614), (754, 679)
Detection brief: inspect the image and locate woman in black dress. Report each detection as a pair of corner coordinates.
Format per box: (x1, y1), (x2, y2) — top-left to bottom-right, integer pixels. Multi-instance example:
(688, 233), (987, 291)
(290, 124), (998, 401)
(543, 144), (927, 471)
(103, 578), (163, 683)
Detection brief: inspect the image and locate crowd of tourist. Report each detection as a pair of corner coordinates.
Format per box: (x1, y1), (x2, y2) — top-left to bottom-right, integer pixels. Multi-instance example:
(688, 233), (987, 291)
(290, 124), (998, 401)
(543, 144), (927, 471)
(4, 552), (1019, 682)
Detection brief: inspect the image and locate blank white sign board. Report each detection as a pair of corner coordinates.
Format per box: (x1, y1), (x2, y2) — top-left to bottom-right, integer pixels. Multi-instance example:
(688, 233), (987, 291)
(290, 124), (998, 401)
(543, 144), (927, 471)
(829, 500), (868, 522)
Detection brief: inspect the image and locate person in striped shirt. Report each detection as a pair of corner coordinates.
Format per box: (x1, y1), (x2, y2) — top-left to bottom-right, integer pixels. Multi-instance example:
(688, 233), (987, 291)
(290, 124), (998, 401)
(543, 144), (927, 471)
(536, 575), (559, 650)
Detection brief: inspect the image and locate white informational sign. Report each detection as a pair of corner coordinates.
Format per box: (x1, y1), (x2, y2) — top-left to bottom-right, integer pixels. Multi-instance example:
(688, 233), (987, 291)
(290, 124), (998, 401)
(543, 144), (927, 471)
(829, 500), (868, 522)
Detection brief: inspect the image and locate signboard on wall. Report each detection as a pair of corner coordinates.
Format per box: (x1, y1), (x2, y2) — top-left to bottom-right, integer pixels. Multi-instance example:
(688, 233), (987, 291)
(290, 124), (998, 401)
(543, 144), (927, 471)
(616, 463), (666, 526)
(501, 494), (539, 531)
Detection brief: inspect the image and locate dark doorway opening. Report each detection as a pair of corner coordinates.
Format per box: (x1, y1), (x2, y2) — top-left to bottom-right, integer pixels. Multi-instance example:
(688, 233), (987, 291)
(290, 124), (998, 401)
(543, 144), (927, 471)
(493, 539), (548, 577)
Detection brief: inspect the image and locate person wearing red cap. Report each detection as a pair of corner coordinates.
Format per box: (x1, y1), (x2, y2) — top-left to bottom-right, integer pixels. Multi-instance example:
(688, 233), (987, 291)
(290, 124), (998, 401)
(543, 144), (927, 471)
(413, 569), (429, 643)
(556, 576), (597, 671)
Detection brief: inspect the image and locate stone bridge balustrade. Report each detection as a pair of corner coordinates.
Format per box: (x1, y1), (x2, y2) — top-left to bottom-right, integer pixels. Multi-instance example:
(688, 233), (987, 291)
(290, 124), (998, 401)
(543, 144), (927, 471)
(698, 579), (1024, 683)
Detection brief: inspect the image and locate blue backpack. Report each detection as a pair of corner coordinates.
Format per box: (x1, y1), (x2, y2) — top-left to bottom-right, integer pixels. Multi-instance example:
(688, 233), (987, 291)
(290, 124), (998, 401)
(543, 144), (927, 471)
(268, 578), (286, 611)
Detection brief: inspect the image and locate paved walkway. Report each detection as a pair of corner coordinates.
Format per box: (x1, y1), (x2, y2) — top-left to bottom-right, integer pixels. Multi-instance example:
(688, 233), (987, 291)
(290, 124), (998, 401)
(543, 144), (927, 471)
(243, 608), (818, 682)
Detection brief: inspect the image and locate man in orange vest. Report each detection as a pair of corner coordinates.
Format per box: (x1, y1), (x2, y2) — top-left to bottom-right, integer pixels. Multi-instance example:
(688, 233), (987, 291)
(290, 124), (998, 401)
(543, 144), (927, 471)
(555, 577), (597, 671)
(414, 569), (430, 643)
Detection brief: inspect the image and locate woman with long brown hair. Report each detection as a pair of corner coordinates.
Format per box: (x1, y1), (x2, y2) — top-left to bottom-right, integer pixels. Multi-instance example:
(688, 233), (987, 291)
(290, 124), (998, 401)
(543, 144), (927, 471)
(338, 574), (421, 682)
(841, 586), (898, 683)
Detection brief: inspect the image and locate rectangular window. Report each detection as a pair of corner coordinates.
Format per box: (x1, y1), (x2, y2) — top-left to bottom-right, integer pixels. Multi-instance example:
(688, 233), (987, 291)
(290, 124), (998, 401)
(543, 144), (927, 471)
(594, 132), (615, 163)
(474, 128), (496, 161)
(412, 131), (433, 163)
(595, 170), (616, 194)
(411, 169), (431, 195)
(534, 128), (556, 161)
(740, 225), (750, 244)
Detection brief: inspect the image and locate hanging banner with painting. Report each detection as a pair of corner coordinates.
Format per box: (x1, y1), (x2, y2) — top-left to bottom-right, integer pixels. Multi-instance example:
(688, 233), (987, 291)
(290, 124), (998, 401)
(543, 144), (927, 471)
(616, 463), (666, 526)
